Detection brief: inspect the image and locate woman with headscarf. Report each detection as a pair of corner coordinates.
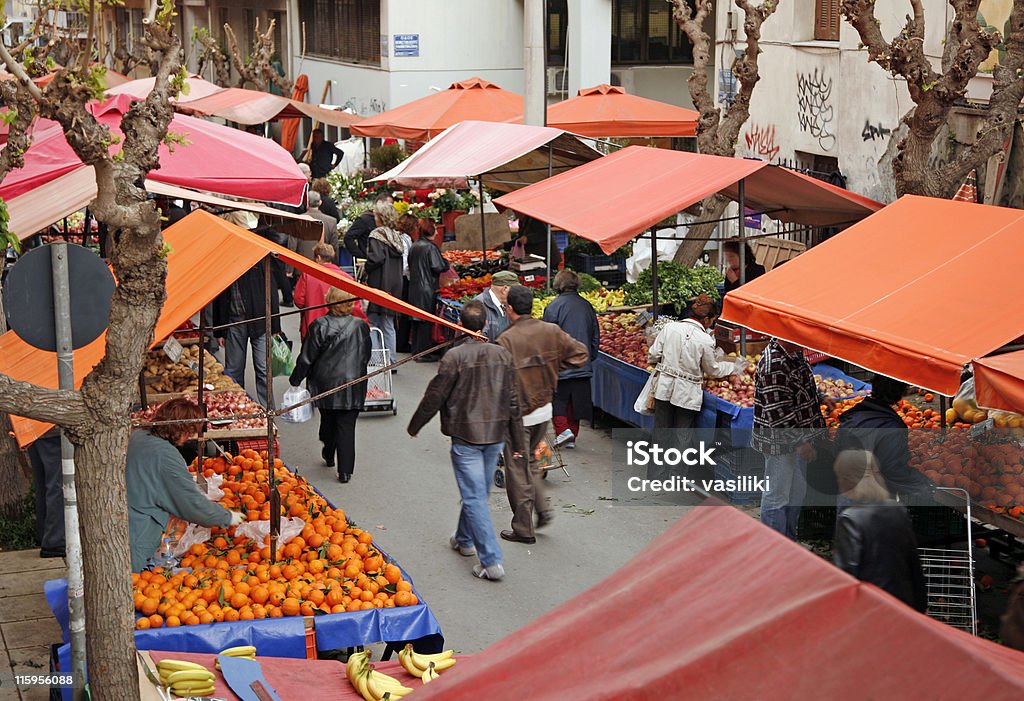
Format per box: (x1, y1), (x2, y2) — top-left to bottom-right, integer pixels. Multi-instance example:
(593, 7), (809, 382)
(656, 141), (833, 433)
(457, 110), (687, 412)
(363, 200), (405, 365)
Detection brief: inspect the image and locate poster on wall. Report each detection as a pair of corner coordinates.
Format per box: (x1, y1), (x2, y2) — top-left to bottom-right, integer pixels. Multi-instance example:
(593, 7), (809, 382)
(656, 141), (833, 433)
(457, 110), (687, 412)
(394, 34), (420, 58)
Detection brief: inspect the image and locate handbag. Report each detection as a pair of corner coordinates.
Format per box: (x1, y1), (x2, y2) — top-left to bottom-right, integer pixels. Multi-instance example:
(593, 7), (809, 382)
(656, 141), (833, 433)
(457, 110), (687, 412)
(635, 370), (659, 416)
(271, 335), (295, 376)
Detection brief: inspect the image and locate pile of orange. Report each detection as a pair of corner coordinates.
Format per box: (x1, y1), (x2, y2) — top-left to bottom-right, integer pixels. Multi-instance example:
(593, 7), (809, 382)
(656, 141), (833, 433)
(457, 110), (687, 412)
(908, 431), (1024, 518)
(821, 397), (953, 431)
(132, 450), (420, 629)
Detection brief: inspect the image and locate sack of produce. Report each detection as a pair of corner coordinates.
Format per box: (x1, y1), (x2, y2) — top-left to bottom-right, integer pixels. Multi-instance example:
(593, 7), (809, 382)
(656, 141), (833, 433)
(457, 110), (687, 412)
(280, 385), (313, 423)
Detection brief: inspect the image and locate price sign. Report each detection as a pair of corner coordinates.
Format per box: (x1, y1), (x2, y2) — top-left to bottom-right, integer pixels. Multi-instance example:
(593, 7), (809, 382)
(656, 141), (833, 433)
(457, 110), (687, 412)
(163, 337), (184, 363)
(971, 418), (995, 439)
(523, 275), (536, 283)
(633, 309), (653, 327)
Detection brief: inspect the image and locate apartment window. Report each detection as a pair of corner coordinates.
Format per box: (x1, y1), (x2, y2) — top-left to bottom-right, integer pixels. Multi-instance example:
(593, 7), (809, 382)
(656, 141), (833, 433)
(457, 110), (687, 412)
(300, 0), (380, 65)
(612, 0), (692, 65)
(814, 0), (840, 41)
(547, 0), (568, 66)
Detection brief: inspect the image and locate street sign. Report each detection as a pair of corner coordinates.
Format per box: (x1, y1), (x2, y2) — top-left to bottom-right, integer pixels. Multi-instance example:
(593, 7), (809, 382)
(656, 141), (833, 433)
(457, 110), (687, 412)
(394, 34), (419, 57)
(4, 243), (115, 351)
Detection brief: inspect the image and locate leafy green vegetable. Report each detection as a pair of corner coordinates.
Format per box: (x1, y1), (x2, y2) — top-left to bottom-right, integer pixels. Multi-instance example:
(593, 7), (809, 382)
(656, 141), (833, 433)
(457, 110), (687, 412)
(621, 262), (723, 311)
(577, 272), (602, 293)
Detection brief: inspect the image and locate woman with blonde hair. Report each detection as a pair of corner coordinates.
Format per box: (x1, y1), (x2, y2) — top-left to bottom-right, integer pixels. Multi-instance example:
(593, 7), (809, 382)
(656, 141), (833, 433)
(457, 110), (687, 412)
(290, 287), (372, 482)
(363, 201), (404, 365)
(832, 449), (927, 611)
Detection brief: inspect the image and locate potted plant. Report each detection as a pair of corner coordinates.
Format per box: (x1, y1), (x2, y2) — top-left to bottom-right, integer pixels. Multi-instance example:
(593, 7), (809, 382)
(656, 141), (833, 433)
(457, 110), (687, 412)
(428, 188), (467, 235)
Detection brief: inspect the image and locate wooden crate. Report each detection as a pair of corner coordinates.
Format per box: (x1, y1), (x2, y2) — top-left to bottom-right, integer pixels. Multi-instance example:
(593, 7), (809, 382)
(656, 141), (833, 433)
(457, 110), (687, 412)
(753, 237), (806, 270)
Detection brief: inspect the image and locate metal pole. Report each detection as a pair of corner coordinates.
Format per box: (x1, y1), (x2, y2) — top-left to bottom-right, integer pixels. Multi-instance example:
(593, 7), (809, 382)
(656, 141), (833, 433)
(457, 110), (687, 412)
(650, 227), (659, 322)
(196, 308), (208, 459)
(940, 395), (948, 436)
(478, 179), (486, 264)
(546, 145), (553, 287)
(737, 178), (747, 357)
(51, 242), (86, 695)
(263, 257), (280, 563)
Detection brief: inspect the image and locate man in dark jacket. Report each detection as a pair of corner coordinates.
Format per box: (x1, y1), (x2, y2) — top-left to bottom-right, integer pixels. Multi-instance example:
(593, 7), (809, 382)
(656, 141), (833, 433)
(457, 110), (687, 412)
(542, 270), (599, 449)
(472, 270), (520, 342)
(407, 221), (450, 357)
(344, 192), (393, 259)
(307, 128), (344, 178)
(498, 286), (589, 544)
(835, 374), (933, 499)
(408, 301), (525, 581)
(311, 178), (341, 222)
(213, 263), (281, 407)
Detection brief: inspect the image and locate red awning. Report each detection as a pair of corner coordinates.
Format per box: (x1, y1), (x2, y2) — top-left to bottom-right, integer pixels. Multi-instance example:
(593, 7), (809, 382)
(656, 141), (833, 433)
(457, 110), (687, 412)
(369, 121), (600, 192)
(416, 504), (1024, 700)
(172, 87), (361, 130)
(975, 351), (1024, 413)
(0, 95), (308, 206)
(350, 78), (524, 141)
(493, 146), (881, 253)
(722, 195), (1024, 395)
(0, 210), (472, 446)
(546, 84), (698, 137)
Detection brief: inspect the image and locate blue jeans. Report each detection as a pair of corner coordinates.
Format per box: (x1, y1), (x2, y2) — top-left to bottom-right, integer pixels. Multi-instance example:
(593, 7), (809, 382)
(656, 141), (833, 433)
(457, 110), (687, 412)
(760, 452), (806, 539)
(367, 313), (397, 365)
(450, 440), (504, 568)
(224, 327), (270, 407)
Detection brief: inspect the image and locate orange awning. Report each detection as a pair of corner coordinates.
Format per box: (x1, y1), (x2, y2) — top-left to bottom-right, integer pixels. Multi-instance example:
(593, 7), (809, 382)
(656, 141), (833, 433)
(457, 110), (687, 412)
(721, 195), (1024, 396)
(975, 351), (1024, 413)
(1, 210), (470, 446)
(173, 87), (361, 130)
(494, 146), (881, 254)
(545, 84), (698, 137)
(350, 77), (524, 141)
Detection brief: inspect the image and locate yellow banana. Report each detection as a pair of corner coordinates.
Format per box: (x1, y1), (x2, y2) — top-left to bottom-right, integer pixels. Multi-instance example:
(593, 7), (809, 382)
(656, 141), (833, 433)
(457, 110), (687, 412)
(171, 684), (215, 697)
(417, 649), (455, 663)
(347, 650), (370, 683)
(398, 649), (423, 679)
(430, 657), (456, 672)
(421, 662), (438, 684)
(355, 666), (372, 701)
(219, 645), (257, 657)
(368, 669), (413, 696)
(156, 659), (208, 673)
(166, 669), (215, 685)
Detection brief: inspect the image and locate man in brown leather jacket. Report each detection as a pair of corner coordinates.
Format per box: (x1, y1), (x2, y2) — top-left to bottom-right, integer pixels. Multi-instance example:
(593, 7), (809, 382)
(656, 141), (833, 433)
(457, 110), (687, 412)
(408, 301), (525, 581)
(497, 286), (589, 544)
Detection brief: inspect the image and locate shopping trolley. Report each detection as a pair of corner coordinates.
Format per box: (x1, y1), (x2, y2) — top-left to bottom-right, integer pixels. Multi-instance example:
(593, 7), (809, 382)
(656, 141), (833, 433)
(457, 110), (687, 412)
(493, 427), (570, 488)
(919, 487), (976, 635)
(362, 327), (396, 415)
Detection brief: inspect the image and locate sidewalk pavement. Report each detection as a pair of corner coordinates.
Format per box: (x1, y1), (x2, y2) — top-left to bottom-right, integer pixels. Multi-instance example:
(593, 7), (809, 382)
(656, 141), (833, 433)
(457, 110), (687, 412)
(0, 549), (66, 701)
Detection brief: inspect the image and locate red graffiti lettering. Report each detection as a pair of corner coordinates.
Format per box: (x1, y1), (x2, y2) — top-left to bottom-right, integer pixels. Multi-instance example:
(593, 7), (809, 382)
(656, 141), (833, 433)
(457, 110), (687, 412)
(744, 123), (780, 161)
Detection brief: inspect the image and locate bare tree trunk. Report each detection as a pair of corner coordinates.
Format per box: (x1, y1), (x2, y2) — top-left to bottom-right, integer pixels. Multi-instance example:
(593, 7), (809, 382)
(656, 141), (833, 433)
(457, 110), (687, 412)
(0, 257), (30, 518)
(672, 196), (730, 268)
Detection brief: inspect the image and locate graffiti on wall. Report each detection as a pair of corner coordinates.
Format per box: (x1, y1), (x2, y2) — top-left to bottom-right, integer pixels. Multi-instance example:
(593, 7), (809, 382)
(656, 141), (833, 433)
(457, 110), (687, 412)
(340, 97), (386, 115)
(743, 123), (781, 161)
(796, 68), (835, 151)
(861, 120), (892, 142)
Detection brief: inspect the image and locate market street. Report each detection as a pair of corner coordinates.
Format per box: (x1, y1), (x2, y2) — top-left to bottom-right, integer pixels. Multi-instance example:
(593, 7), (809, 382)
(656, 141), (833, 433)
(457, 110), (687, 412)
(264, 311), (691, 652)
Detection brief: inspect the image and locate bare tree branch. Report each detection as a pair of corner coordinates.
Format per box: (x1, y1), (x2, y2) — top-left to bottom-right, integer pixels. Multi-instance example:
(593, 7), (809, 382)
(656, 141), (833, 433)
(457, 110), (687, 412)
(0, 377), (87, 427)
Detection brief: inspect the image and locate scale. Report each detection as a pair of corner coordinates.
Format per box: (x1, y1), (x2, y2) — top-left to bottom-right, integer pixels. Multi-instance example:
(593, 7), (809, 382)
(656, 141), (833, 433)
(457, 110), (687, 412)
(509, 254), (547, 274)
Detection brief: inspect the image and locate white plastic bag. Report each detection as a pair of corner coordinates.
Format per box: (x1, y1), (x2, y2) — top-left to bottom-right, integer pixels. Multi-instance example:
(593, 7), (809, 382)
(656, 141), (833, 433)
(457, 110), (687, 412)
(171, 523), (213, 558)
(280, 386), (313, 423)
(233, 517), (306, 547)
(635, 372), (658, 416)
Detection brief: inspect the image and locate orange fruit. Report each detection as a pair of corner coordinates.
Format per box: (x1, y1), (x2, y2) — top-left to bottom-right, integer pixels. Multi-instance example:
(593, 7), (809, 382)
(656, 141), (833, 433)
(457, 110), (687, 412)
(281, 597), (301, 616)
(148, 614), (164, 628)
(165, 615), (181, 628)
(135, 617), (151, 630)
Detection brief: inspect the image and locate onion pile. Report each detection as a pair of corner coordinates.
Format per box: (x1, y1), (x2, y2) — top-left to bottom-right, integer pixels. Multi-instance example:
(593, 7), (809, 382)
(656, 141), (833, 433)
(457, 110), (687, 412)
(132, 391), (267, 430)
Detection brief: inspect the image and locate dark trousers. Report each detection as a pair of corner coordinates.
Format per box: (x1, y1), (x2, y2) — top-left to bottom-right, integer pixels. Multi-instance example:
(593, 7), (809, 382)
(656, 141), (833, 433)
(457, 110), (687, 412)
(552, 377), (592, 438)
(29, 433), (65, 552)
(411, 320), (436, 355)
(273, 260), (293, 305)
(651, 399), (700, 481)
(319, 409), (359, 477)
(504, 421), (549, 539)
(396, 278), (412, 353)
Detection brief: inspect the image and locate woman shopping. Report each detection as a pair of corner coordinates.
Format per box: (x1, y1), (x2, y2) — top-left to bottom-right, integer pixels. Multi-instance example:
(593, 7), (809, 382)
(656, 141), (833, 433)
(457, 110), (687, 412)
(126, 398), (244, 572)
(646, 295), (744, 477)
(407, 218), (450, 359)
(290, 288), (372, 483)
(363, 201), (405, 364)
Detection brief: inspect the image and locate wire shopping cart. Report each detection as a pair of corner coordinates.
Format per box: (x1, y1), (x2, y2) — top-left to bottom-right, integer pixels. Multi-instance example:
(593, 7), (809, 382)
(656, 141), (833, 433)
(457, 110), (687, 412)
(362, 327), (396, 415)
(493, 427), (570, 488)
(920, 487), (976, 635)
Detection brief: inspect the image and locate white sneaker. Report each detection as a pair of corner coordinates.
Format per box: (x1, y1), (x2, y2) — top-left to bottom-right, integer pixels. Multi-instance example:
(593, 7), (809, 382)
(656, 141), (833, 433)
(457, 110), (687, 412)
(449, 535), (476, 557)
(472, 563), (505, 581)
(553, 429), (574, 447)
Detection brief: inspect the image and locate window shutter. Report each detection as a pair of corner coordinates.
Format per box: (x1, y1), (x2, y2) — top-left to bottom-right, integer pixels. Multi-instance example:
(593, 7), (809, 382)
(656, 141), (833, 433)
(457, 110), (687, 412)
(814, 0), (840, 42)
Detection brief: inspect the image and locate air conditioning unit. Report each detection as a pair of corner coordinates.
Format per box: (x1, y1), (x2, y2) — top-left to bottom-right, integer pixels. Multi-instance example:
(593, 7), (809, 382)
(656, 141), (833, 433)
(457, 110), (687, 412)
(546, 67), (569, 97)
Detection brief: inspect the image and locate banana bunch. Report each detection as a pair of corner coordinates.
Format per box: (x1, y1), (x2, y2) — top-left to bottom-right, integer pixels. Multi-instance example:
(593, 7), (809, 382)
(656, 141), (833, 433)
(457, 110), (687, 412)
(346, 650), (415, 700)
(214, 645), (257, 670)
(155, 659), (215, 697)
(399, 644), (456, 679)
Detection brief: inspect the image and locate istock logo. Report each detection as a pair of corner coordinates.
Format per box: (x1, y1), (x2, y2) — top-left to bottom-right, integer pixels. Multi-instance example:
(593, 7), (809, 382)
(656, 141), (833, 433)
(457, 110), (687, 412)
(625, 440), (717, 467)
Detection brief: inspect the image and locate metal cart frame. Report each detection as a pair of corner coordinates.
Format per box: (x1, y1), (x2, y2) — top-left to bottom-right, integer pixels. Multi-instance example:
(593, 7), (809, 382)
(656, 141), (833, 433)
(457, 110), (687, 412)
(362, 326), (397, 415)
(921, 487), (976, 635)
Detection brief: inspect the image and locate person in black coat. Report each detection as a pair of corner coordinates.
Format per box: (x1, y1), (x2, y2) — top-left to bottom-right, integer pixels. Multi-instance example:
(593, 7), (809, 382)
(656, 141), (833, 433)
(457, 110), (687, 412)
(408, 218), (450, 359)
(542, 270), (599, 448)
(311, 178), (341, 223)
(364, 202), (405, 364)
(289, 288), (372, 482)
(835, 374), (933, 499)
(344, 192), (393, 259)
(832, 449), (928, 612)
(722, 238), (766, 295)
(212, 260), (281, 407)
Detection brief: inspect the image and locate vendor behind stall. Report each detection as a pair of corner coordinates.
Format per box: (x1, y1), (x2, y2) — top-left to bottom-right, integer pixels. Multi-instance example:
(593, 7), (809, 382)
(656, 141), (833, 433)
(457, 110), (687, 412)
(127, 398), (243, 572)
(497, 215), (562, 269)
(722, 238), (765, 295)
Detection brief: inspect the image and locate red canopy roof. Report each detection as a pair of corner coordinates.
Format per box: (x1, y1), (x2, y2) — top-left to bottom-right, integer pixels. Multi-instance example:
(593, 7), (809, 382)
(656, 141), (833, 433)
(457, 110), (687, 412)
(722, 196), (1024, 395)
(416, 504), (1024, 700)
(546, 84), (699, 137)
(350, 78), (524, 141)
(0, 94), (308, 206)
(975, 351), (1024, 413)
(0, 210), (472, 447)
(494, 146), (881, 253)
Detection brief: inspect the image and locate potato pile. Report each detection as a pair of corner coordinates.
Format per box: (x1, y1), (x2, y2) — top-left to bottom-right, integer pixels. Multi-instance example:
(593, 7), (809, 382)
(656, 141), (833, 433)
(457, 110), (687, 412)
(144, 345), (241, 394)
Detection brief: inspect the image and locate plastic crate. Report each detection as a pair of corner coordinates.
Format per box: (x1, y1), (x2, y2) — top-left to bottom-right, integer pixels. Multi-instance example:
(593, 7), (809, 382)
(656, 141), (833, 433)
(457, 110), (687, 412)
(235, 437), (281, 455)
(567, 253), (626, 275)
(713, 448), (765, 505)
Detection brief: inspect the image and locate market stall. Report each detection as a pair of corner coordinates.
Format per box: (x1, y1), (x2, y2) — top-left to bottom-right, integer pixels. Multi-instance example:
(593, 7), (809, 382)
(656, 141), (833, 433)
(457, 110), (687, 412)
(413, 504), (1024, 700)
(545, 83), (699, 137)
(975, 350), (1024, 414)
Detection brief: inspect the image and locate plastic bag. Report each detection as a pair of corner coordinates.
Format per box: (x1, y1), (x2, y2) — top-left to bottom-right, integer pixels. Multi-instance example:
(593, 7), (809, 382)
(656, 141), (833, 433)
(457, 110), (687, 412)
(280, 386), (313, 423)
(271, 335), (295, 377)
(439, 264), (459, 288)
(233, 517), (306, 547)
(634, 371), (658, 416)
(170, 523), (213, 558)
